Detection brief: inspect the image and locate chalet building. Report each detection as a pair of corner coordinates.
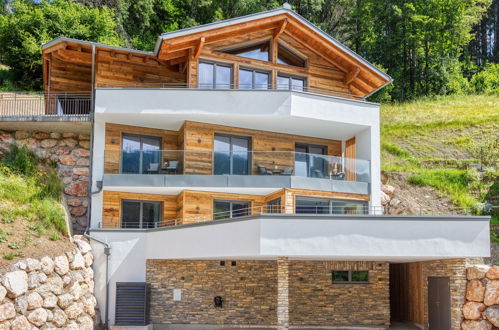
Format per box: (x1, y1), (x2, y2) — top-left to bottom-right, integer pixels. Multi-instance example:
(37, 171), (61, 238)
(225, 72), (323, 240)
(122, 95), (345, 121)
(0, 3), (490, 330)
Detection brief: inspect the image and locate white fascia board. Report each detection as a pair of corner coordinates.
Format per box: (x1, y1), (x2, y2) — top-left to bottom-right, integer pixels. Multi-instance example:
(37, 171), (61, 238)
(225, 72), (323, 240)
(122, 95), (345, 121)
(41, 36), (154, 56)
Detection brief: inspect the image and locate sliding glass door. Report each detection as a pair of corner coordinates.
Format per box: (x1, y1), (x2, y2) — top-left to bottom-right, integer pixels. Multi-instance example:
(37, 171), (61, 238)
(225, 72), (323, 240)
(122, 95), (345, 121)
(214, 134), (251, 175)
(121, 134), (161, 174)
(295, 144), (327, 178)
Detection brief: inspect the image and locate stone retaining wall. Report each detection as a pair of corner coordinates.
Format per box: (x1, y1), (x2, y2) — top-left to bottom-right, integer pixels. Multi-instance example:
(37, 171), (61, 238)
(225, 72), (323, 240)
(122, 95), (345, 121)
(0, 130), (91, 233)
(0, 235), (96, 329)
(462, 265), (499, 329)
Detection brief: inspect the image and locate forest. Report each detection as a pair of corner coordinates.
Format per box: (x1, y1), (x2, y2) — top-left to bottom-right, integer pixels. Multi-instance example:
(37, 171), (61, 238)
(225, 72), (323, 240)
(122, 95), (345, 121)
(0, 0), (498, 101)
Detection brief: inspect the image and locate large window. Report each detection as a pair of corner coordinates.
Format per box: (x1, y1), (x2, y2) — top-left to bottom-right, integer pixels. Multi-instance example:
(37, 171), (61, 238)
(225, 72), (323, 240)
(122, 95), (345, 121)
(277, 74), (306, 91)
(198, 62), (232, 89)
(239, 68), (270, 90)
(121, 134), (161, 174)
(213, 200), (250, 220)
(223, 42), (270, 62)
(277, 43), (306, 67)
(295, 197), (368, 215)
(213, 134), (251, 175)
(332, 270), (369, 284)
(121, 200), (162, 229)
(295, 143), (327, 178)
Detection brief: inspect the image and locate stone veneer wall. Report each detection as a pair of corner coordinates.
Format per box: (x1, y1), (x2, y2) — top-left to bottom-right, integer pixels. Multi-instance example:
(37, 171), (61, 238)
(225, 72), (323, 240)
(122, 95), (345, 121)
(146, 259), (391, 328)
(146, 259), (278, 326)
(421, 259), (469, 330)
(0, 236), (97, 329)
(461, 265), (499, 329)
(289, 260), (390, 328)
(0, 130), (90, 232)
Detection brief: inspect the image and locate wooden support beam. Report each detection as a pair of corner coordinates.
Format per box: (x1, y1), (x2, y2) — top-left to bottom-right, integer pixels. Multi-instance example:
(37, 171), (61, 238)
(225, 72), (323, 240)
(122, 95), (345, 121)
(273, 19), (288, 41)
(345, 67), (360, 85)
(169, 56), (187, 66)
(192, 37), (205, 60)
(43, 42), (67, 54)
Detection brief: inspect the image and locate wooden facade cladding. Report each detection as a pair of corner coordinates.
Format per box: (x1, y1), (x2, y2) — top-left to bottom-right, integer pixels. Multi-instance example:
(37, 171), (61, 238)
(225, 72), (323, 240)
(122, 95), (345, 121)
(104, 121), (345, 175)
(101, 188), (370, 228)
(42, 11), (390, 97)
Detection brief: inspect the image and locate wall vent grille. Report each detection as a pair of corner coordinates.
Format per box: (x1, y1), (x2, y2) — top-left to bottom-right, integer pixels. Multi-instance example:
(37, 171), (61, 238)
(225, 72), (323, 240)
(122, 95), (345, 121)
(115, 282), (148, 325)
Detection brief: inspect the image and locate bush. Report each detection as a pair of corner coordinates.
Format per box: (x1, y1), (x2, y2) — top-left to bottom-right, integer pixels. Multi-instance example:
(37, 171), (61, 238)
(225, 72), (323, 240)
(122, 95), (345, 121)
(3, 145), (37, 176)
(470, 63), (499, 94)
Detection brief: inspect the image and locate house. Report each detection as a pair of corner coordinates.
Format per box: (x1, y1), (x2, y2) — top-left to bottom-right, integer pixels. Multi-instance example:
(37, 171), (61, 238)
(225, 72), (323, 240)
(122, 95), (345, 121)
(34, 4), (491, 329)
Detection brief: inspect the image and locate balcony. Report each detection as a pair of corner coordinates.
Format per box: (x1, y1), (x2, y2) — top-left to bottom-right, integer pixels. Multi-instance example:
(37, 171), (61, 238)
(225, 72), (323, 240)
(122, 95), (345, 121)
(0, 92), (92, 121)
(91, 208), (490, 261)
(102, 150), (370, 194)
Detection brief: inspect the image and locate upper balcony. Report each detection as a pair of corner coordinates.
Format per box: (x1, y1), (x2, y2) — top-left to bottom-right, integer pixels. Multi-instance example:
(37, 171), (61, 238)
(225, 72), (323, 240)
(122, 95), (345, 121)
(102, 149), (370, 194)
(0, 92), (92, 122)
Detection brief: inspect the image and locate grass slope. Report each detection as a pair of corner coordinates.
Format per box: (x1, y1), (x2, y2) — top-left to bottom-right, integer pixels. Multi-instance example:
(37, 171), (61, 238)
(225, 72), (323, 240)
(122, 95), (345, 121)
(380, 94), (499, 228)
(0, 146), (71, 266)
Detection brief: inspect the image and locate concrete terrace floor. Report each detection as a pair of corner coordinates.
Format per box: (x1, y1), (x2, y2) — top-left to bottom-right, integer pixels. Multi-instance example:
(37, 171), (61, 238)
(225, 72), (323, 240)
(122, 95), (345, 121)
(151, 322), (420, 330)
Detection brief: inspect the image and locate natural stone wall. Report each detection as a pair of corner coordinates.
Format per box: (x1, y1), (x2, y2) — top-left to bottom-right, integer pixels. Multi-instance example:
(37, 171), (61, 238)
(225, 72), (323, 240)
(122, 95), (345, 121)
(146, 259), (278, 326)
(0, 130), (90, 232)
(461, 265), (499, 329)
(0, 235), (97, 329)
(146, 259), (391, 328)
(289, 260), (390, 328)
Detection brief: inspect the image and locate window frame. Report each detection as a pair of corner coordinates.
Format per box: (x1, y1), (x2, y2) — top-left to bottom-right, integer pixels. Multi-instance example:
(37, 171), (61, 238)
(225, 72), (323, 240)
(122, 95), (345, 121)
(295, 196), (369, 215)
(121, 199), (163, 229)
(198, 60), (234, 89)
(213, 199), (251, 220)
(332, 270), (369, 284)
(213, 133), (252, 175)
(277, 43), (307, 68)
(238, 66), (272, 90)
(277, 73), (307, 91)
(121, 133), (162, 174)
(221, 41), (271, 62)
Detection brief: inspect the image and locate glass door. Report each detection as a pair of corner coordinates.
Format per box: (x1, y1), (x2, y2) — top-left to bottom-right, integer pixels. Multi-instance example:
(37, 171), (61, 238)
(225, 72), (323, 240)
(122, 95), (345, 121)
(295, 144), (327, 177)
(122, 134), (161, 174)
(214, 134), (251, 175)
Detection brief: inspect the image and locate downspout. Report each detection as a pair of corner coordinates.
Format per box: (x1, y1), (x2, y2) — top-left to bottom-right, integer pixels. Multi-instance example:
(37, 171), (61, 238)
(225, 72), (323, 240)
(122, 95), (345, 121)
(84, 44), (111, 329)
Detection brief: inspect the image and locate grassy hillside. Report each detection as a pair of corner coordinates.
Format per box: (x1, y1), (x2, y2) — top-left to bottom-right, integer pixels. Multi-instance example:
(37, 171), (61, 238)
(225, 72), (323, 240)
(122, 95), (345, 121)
(0, 145), (71, 266)
(380, 94), (499, 227)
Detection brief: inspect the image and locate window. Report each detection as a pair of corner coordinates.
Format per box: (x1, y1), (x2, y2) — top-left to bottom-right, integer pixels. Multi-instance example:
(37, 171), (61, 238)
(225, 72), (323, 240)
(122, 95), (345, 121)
(295, 143), (326, 177)
(277, 74), (306, 91)
(223, 42), (270, 62)
(213, 200), (250, 220)
(121, 200), (162, 229)
(295, 197), (368, 215)
(121, 134), (161, 174)
(267, 198), (281, 214)
(239, 68), (270, 90)
(213, 134), (251, 175)
(198, 62), (232, 89)
(332, 270), (369, 283)
(277, 43), (306, 67)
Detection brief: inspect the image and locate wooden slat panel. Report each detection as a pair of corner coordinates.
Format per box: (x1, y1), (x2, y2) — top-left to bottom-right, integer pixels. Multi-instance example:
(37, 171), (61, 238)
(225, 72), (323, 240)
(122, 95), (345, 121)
(345, 137), (356, 181)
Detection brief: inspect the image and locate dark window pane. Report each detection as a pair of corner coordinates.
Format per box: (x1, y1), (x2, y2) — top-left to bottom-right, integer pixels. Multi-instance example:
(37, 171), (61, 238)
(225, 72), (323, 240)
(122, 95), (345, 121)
(291, 77), (305, 91)
(331, 200), (368, 215)
(267, 198), (281, 213)
(295, 198), (329, 214)
(332, 271), (349, 283)
(239, 69), (253, 90)
(142, 202), (161, 228)
(122, 135), (141, 174)
(199, 62), (214, 88)
(225, 42), (270, 61)
(216, 65), (231, 89)
(122, 201), (141, 228)
(277, 44), (306, 67)
(231, 201), (250, 218)
(231, 137), (249, 175)
(214, 201), (231, 220)
(122, 135), (161, 174)
(351, 271), (369, 282)
(214, 135), (231, 175)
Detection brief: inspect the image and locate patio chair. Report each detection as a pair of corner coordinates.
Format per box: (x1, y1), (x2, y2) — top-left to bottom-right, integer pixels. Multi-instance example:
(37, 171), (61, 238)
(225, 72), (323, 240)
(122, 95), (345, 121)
(165, 160), (179, 174)
(257, 164), (272, 175)
(145, 163), (160, 174)
(312, 168), (325, 178)
(332, 172), (346, 180)
(281, 167), (294, 175)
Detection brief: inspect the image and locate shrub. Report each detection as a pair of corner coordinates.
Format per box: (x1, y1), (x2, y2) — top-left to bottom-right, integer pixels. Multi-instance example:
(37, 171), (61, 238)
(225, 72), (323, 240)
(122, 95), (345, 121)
(470, 63), (499, 94)
(3, 145), (37, 176)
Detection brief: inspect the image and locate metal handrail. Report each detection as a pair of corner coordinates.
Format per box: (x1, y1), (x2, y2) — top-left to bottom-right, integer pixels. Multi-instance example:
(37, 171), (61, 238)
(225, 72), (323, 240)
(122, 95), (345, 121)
(0, 91), (92, 118)
(97, 82), (365, 101)
(103, 205), (476, 229)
